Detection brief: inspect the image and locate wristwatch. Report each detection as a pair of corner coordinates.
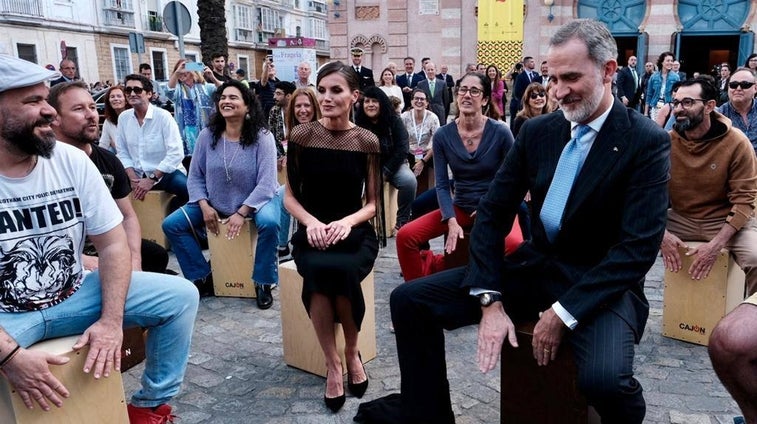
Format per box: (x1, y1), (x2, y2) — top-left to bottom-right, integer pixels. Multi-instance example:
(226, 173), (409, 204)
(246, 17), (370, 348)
(148, 172), (160, 182)
(478, 293), (503, 307)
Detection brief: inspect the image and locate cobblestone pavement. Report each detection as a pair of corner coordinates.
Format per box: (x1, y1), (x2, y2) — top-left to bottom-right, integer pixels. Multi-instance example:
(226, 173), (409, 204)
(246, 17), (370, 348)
(124, 239), (742, 423)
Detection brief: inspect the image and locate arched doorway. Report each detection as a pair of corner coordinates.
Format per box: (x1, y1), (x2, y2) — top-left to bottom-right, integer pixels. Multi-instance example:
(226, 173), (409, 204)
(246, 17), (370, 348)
(577, 0), (648, 72)
(676, 0), (753, 77)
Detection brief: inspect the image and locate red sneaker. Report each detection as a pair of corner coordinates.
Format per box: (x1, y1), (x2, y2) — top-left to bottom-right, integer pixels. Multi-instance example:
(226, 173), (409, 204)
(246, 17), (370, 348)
(127, 403), (176, 424)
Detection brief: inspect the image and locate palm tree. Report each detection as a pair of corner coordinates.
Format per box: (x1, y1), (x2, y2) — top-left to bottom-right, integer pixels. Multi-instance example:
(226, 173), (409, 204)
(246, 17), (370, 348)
(197, 0), (228, 65)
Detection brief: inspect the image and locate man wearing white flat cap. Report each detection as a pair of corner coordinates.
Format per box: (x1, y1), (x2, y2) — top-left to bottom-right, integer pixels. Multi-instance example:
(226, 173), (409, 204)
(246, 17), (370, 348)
(0, 54), (198, 424)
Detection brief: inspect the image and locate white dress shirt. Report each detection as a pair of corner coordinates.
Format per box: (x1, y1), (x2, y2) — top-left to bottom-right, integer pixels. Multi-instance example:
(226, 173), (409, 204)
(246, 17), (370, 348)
(115, 104), (185, 176)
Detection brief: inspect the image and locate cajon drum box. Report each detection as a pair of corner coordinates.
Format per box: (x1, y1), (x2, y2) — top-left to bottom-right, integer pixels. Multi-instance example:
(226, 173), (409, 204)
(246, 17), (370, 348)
(0, 336), (129, 424)
(501, 322), (599, 424)
(207, 219), (257, 298)
(279, 261), (376, 377)
(130, 191), (174, 249)
(120, 327), (146, 372)
(663, 242), (746, 345)
(383, 183), (398, 238)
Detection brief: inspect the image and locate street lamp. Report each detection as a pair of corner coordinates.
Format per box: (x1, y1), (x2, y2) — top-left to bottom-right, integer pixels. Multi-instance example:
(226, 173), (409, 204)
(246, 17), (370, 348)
(544, 0), (554, 23)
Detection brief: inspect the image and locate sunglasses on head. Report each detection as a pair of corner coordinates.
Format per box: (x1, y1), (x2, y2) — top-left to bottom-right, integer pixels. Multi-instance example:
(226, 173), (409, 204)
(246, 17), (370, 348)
(529, 91), (546, 99)
(729, 81), (755, 90)
(124, 86), (145, 95)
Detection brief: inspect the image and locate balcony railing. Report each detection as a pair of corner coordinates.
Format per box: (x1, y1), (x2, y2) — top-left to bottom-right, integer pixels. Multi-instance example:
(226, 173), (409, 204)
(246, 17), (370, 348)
(104, 9), (135, 27)
(145, 14), (164, 32)
(0, 0), (43, 16)
(104, 0), (134, 11)
(308, 1), (326, 14)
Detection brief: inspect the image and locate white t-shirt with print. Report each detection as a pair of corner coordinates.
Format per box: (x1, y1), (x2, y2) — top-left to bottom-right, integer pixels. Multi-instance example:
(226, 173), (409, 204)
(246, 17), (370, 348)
(0, 142), (122, 312)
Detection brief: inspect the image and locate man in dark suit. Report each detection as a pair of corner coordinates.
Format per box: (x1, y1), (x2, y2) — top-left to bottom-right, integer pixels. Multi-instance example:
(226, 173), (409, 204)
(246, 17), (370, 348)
(397, 56), (420, 111)
(616, 55), (641, 110)
(437, 64), (455, 118)
(389, 19), (670, 424)
(50, 59), (79, 86)
(416, 61), (448, 125)
(350, 47), (375, 92)
(510, 56), (541, 126)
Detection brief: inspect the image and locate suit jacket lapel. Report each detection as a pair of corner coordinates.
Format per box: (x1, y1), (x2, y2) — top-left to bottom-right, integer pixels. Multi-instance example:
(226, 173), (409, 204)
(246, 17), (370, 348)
(562, 101), (630, 223)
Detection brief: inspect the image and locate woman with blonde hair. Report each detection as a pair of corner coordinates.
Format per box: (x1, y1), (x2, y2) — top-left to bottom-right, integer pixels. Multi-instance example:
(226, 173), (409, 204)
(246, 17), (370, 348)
(277, 88), (323, 259)
(378, 67), (404, 113)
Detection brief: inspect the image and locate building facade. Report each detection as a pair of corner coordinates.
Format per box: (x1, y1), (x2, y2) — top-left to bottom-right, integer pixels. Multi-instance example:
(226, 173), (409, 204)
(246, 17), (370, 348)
(329, 0), (757, 82)
(0, 0), (330, 85)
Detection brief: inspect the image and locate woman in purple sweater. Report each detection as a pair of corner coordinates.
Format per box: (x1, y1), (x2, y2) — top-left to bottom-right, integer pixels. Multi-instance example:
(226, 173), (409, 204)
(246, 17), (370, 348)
(162, 80), (280, 309)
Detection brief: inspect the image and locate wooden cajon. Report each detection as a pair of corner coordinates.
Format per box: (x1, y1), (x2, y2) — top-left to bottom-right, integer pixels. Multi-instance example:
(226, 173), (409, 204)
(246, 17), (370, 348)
(207, 219), (257, 298)
(278, 260), (377, 377)
(501, 322), (599, 424)
(130, 190), (174, 249)
(415, 165), (436, 196)
(0, 336), (128, 424)
(383, 182), (398, 238)
(662, 242), (746, 345)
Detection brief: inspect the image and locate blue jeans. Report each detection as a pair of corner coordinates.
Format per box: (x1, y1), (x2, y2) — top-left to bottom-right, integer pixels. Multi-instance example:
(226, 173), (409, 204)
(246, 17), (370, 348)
(162, 194), (281, 286)
(153, 169), (189, 205)
(386, 162), (417, 227)
(0, 271), (199, 408)
(278, 185), (291, 248)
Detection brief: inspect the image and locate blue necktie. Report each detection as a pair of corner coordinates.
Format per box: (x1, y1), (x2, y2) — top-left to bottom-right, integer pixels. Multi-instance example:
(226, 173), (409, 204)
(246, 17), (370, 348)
(540, 124), (593, 242)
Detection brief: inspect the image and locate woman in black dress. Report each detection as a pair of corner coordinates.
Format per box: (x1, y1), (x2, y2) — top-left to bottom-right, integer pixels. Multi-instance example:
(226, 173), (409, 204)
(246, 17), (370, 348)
(284, 61), (381, 412)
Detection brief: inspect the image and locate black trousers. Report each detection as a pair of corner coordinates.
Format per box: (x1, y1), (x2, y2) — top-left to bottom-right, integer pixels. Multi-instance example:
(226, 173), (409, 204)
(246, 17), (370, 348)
(390, 266), (645, 424)
(141, 239), (168, 273)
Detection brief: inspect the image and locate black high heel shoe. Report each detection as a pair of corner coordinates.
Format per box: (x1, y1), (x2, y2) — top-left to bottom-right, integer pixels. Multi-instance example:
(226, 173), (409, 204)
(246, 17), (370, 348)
(324, 391), (345, 412)
(347, 352), (369, 398)
(324, 367), (345, 412)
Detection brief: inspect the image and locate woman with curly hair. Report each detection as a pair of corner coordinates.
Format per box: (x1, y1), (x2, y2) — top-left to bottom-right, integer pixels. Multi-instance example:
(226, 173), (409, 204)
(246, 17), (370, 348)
(162, 80), (280, 309)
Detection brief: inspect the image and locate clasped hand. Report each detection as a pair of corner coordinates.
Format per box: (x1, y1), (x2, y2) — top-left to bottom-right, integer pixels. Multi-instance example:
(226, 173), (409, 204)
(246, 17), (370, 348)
(130, 178), (154, 201)
(306, 219), (352, 250)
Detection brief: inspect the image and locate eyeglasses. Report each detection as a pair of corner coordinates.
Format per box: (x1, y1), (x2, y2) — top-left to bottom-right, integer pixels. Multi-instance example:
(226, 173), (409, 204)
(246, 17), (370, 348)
(457, 87), (483, 97)
(529, 92), (546, 99)
(124, 87), (145, 95)
(729, 81), (755, 90)
(413, 97), (427, 102)
(671, 97), (705, 109)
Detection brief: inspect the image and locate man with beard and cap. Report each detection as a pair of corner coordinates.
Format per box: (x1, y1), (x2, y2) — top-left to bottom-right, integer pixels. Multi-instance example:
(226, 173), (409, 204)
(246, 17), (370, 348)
(0, 55), (198, 424)
(48, 81), (170, 274)
(661, 75), (757, 297)
(380, 19), (670, 423)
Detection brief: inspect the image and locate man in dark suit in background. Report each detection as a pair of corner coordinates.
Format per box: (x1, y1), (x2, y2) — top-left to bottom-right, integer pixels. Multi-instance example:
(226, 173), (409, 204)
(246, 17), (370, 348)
(616, 55), (641, 110)
(397, 56), (421, 111)
(350, 47), (375, 92)
(416, 61), (448, 125)
(50, 59), (79, 86)
(389, 18), (670, 424)
(510, 56), (541, 126)
(437, 64), (455, 118)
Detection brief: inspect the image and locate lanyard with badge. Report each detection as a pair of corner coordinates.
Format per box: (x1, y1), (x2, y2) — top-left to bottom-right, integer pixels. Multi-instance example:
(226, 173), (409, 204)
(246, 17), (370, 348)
(412, 111), (428, 159)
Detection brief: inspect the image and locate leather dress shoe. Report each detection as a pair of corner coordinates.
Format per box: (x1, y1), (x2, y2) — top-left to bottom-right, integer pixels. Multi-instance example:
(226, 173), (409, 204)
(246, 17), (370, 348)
(193, 274), (214, 297)
(256, 285), (273, 309)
